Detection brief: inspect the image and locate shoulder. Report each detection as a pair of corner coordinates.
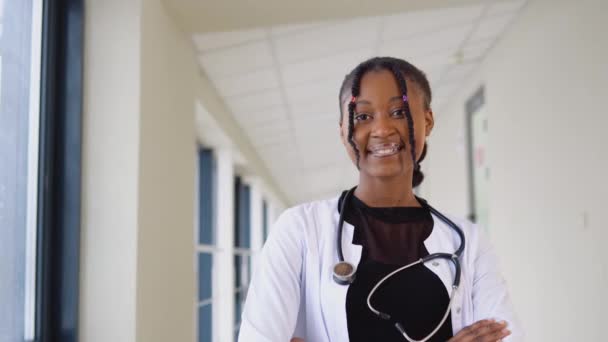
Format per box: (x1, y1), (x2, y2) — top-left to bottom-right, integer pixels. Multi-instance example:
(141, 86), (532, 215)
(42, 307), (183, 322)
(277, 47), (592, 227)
(269, 195), (340, 245)
(276, 195), (338, 227)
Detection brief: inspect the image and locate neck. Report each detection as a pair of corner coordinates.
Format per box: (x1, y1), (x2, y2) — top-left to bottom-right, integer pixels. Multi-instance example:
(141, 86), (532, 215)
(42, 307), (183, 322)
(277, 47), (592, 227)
(354, 174), (420, 207)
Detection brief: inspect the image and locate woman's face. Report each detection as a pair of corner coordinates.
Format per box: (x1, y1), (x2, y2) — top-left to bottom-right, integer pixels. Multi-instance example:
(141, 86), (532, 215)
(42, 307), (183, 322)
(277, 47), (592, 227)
(339, 69), (434, 179)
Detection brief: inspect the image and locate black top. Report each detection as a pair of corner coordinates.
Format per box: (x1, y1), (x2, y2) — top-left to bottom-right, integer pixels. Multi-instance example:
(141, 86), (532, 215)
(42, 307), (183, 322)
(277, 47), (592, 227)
(338, 191), (453, 341)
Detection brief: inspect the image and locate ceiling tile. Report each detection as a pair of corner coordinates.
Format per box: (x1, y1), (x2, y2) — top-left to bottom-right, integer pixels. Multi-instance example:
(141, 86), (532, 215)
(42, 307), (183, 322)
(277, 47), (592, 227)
(226, 88), (284, 113)
(247, 120), (291, 138)
(379, 23), (473, 60)
(250, 131), (294, 148)
(468, 14), (514, 43)
(293, 116), (337, 141)
(273, 17), (380, 64)
(409, 53), (453, 72)
(198, 41), (274, 78)
(232, 105), (287, 126)
(281, 48), (374, 87)
(432, 83), (460, 102)
(284, 78), (338, 105)
(289, 96), (340, 122)
(460, 38), (495, 62)
(212, 68), (279, 97)
(485, 0), (527, 17)
(193, 28), (266, 52)
(440, 62), (479, 84)
(382, 4), (484, 42)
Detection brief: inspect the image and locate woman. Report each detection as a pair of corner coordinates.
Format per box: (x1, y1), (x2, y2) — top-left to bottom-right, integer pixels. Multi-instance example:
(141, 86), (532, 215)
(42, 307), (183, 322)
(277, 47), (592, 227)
(238, 57), (521, 341)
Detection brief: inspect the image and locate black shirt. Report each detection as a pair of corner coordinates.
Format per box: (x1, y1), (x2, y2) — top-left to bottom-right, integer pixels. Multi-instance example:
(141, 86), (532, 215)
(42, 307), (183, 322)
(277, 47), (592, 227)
(338, 191), (453, 341)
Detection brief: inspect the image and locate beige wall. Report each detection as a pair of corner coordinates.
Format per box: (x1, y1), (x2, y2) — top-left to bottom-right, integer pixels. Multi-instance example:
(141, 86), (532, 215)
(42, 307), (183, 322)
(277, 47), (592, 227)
(81, 0), (141, 340)
(137, 0), (197, 341)
(424, 0), (608, 340)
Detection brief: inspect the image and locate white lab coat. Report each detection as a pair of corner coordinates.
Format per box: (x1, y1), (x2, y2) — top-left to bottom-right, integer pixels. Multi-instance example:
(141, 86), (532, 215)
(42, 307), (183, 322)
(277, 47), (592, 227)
(238, 195), (523, 341)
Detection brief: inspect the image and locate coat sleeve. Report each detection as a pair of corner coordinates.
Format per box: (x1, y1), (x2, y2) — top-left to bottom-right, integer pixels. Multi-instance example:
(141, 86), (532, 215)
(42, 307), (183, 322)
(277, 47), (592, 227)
(238, 208), (305, 341)
(471, 225), (525, 341)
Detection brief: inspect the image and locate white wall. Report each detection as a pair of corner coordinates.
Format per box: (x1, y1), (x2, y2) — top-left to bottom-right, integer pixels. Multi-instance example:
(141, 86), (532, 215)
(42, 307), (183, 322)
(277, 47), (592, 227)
(423, 0), (608, 340)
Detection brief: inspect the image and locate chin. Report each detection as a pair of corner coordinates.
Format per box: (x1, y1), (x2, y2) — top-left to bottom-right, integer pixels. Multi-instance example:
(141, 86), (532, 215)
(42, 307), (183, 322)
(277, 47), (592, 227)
(362, 164), (407, 179)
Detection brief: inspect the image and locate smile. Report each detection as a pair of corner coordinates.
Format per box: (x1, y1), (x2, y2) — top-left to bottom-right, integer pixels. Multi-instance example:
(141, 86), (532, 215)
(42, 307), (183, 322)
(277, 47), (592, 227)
(367, 142), (404, 158)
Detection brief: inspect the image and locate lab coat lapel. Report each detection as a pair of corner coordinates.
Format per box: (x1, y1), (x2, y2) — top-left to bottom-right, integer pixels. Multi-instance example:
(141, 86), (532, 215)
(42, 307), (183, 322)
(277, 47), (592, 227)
(424, 213), (464, 330)
(322, 211), (362, 342)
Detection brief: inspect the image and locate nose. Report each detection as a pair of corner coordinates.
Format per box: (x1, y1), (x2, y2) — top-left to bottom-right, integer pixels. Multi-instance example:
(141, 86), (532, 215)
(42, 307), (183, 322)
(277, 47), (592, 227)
(371, 112), (397, 138)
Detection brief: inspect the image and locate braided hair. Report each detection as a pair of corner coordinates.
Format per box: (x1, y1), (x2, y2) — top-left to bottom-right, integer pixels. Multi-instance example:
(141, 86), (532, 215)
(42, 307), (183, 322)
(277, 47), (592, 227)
(339, 57), (432, 188)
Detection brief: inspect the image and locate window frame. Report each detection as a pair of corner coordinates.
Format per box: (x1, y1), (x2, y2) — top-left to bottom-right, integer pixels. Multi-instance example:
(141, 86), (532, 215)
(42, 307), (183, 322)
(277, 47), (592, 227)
(34, 0), (84, 341)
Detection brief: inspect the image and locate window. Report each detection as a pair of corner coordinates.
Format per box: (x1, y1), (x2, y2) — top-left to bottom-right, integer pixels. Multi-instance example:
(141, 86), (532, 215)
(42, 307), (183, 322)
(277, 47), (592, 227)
(233, 177), (251, 338)
(1, 0), (84, 340)
(196, 148), (217, 342)
(0, 1), (43, 340)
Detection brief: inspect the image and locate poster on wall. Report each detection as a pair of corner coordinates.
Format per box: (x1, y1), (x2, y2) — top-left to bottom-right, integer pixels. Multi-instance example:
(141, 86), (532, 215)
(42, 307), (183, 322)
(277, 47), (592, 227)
(466, 86), (490, 231)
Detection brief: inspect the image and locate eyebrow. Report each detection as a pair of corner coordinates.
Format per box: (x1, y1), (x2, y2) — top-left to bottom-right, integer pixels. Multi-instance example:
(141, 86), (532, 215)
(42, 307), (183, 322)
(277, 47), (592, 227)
(355, 96), (404, 105)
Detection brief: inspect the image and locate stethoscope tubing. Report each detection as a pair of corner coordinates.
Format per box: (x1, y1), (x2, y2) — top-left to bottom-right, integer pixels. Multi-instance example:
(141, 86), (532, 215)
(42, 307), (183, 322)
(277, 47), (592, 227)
(334, 186), (466, 341)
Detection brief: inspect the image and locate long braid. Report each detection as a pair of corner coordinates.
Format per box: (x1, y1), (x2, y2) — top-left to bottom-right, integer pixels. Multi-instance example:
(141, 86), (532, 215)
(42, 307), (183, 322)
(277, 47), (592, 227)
(385, 63), (418, 170)
(347, 64), (368, 169)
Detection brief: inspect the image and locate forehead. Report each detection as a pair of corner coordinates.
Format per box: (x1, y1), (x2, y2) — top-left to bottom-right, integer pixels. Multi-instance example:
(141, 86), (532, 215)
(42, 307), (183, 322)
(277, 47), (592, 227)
(358, 69), (421, 101)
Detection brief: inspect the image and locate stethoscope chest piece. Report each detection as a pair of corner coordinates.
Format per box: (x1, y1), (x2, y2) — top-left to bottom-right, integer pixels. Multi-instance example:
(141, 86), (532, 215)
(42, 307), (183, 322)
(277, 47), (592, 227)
(332, 261), (356, 285)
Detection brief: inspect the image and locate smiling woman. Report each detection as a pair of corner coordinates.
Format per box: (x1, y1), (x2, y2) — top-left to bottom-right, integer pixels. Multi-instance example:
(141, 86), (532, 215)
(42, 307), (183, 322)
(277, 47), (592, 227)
(237, 57), (521, 342)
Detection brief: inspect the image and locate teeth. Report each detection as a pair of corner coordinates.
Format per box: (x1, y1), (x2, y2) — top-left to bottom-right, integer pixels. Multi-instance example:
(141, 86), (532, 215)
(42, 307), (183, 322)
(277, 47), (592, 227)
(369, 143), (402, 156)
(369, 143), (400, 152)
(371, 147), (399, 156)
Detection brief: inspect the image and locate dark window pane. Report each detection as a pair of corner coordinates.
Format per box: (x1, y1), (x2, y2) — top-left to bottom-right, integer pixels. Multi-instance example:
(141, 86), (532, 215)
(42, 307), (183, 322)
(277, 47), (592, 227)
(198, 304), (212, 342)
(198, 148), (215, 245)
(198, 253), (213, 301)
(234, 177), (251, 249)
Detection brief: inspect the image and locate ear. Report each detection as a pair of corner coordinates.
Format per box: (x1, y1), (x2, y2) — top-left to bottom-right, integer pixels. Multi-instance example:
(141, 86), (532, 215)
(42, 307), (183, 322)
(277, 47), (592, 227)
(424, 108), (435, 137)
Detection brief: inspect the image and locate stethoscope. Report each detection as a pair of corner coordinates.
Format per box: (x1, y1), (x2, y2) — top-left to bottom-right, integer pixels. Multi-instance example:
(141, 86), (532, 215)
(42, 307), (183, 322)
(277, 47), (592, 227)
(332, 186), (466, 342)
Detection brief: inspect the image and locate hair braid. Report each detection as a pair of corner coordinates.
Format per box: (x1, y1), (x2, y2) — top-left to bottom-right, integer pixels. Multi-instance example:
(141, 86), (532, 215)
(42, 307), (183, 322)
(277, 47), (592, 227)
(385, 63), (418, 170)
(347, 64), (368, 169)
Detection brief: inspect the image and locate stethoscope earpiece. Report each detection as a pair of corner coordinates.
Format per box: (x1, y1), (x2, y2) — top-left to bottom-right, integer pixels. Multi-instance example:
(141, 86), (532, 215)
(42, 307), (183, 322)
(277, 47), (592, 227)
(332, 261), (356, 285)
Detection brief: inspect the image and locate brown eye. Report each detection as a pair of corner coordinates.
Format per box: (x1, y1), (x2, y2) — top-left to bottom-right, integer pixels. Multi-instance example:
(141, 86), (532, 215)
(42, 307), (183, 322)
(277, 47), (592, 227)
(355, 113), (371, 122)
(391, 109), (406, 118)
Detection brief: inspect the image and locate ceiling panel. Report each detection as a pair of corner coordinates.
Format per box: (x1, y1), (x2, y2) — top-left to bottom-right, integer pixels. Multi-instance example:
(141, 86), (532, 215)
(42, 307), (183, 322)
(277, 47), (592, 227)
(273, 17), (380, 64)
(468, 13), (515, 43)
(199, 41), (274, 78)
(232, 105), (288, 126)
(382, 4), (484, 42)
(460, 38), (495, 62)
(440, 62), (479, 84)
(212, 68), (279, 97)
(226, 88), (284, 114)
(379, 23), (473, 59)
(193, 28), (266, 51)
(486, 0), (526, 17)
(281, 48), (374, 87)
(284, 77), (338, 105)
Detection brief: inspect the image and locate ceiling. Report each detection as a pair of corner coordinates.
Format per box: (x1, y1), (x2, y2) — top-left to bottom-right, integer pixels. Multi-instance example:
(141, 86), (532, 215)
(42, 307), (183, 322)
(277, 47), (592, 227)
(166, 0), (498, 33)
(189, 0), (528, 204)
